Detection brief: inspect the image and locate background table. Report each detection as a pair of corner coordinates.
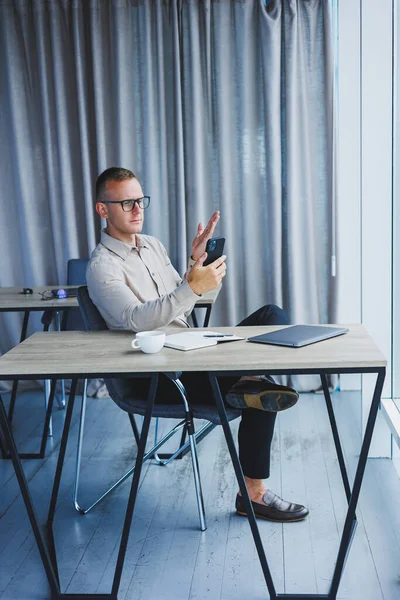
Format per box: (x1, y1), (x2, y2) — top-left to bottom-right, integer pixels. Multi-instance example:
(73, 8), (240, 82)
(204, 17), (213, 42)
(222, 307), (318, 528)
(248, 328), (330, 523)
(0, 324), (386, 600)
(0, 283), (221, 329)
(0, 286), (79, 458)
(189, 285), (221, 327)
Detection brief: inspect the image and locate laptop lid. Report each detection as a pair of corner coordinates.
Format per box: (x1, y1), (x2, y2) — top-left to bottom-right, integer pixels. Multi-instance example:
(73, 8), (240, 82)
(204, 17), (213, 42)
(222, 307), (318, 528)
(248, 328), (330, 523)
(248, 325), (349, 348)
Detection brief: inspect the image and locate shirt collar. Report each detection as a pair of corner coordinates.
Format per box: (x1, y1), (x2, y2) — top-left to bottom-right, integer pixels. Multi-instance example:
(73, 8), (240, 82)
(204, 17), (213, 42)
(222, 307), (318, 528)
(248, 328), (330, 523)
(100, 230), (148, 260)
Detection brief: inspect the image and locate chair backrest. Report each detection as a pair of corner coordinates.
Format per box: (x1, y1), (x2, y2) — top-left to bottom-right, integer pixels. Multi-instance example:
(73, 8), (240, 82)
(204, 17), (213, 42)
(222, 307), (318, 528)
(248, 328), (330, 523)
(65, 259), (89, 331)
(68, 259), (89, 286)
(77, 286), (140, 408)
(77, 286), (108, 331)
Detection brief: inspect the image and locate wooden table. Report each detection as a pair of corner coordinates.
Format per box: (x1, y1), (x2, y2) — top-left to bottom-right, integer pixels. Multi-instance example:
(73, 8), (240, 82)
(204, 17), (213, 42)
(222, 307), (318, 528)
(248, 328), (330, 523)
(0, 285), (221, 457)
(0, 284), (221, 326)
(0, 286), (79, 458)
(0, 324), (386, 600)
(0, 285), (80, 348)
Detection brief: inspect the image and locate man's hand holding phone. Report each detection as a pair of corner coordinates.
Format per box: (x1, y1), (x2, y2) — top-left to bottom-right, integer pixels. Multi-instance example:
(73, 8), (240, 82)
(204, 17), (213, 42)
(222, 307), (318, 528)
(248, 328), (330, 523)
(187, 253), (227, 296)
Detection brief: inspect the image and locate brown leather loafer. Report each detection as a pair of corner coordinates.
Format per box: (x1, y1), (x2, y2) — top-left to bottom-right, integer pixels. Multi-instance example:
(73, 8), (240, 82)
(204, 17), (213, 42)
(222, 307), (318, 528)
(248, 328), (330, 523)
(226, 378), (299, 412)
(235, 489), (309, 522)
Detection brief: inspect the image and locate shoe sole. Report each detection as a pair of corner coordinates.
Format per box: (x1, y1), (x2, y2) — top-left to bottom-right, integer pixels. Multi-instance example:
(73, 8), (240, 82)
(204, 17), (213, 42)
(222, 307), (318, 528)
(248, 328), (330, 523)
(236, 509), (308, 523)
(228, 390), (299, 412)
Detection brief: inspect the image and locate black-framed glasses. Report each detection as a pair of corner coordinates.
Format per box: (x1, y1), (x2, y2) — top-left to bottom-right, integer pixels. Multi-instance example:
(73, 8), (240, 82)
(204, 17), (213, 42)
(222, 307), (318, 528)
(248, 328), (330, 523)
(101, 196), (150, 212)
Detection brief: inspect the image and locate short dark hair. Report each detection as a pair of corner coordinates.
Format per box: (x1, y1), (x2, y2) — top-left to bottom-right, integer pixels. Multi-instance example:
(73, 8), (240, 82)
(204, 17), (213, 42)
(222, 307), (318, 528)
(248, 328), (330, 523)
(95, 167), (137, 202)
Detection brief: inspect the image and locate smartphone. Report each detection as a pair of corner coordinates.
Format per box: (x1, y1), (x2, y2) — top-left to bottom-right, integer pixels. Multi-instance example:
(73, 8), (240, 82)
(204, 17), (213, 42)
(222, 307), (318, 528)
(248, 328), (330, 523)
(204, 237), (225, 266)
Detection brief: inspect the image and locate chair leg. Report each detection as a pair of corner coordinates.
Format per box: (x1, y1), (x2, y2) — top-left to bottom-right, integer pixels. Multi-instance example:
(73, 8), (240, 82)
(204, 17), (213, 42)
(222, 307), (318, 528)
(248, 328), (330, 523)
(153, 421), (214, 466)
(58, 379), (66, 409)
(73, 380), (141, 514)
(73, 414), (188, 515)
(73, 377), (207, 530)
(153, 417), (188, 464)
(73, 379), (88, 513)
(72, 414), (211, 516)
(188, 430), (207, 531)
(171, 378), (207, 531)
(54, 312), (66, 409)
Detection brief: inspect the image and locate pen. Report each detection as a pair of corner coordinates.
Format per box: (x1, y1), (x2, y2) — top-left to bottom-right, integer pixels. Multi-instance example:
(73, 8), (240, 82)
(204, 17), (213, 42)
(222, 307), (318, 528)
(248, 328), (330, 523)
(203, 334), (233, 338)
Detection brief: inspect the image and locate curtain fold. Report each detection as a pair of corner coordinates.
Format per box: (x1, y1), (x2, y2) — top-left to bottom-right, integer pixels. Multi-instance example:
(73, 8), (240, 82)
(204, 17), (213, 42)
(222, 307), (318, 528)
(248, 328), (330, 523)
(0, 0), (335, 392)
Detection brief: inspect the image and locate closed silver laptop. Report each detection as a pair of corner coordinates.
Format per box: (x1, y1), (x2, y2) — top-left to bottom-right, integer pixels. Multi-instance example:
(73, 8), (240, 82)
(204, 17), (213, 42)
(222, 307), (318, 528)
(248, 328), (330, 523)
(248, 325), (349, 348)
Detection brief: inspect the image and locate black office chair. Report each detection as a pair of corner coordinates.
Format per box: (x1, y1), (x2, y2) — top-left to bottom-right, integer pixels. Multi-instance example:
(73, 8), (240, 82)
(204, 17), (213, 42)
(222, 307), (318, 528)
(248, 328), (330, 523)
(76, 286), (241, 530)
(64, 258), (90, 331)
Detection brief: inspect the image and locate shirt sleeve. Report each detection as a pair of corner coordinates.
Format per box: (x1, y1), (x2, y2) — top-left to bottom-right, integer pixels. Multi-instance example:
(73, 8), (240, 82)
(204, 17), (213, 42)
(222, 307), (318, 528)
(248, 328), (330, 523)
(183, 256), (198, 316)
(87, 258), (199, 332)
(185, 256), (197, 278)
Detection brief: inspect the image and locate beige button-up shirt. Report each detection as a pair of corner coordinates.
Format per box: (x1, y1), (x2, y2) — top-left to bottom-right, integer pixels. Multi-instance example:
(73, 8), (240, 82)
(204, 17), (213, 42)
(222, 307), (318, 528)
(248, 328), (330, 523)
(87, 230), (198, 332)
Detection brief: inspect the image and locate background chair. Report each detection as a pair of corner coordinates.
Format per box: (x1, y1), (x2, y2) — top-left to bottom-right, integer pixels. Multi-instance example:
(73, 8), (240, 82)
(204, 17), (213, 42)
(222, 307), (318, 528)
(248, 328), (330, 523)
(76, 285), (241, 530)
(64, 258), (91, 331)
(67, 260), (138, 440)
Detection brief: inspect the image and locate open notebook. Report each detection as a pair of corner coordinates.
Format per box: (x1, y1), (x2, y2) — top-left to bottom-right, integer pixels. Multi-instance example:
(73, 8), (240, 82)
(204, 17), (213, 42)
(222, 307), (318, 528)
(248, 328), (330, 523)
(165, 330), (244, 351)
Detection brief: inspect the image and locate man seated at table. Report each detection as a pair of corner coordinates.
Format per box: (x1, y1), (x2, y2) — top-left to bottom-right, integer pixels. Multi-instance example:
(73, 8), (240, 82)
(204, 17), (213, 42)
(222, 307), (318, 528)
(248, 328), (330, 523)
(87, 167), (309, 522)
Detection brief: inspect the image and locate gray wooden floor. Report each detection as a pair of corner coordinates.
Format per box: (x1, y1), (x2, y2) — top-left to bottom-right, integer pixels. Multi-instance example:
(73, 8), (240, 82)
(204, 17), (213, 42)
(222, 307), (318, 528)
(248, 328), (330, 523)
(1, 386), (400, 600)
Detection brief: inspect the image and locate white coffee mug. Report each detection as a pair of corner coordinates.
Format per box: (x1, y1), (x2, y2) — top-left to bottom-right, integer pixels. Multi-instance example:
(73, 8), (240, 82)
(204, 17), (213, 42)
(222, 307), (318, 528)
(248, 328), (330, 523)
(131, 331), (166, 354)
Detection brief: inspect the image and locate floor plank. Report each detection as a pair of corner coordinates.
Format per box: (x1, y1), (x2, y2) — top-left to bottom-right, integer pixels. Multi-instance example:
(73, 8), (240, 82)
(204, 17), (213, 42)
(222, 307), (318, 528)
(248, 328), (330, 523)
(1, 389), (400, 599)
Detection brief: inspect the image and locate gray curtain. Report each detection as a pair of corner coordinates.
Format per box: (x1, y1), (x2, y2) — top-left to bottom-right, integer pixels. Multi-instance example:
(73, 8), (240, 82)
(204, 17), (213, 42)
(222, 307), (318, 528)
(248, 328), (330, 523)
(0, 0), (335, 390)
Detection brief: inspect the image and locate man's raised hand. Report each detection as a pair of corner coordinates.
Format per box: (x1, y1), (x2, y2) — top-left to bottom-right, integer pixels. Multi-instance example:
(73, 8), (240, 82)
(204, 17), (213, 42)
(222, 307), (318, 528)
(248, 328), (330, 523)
(191, 211), (220, 261)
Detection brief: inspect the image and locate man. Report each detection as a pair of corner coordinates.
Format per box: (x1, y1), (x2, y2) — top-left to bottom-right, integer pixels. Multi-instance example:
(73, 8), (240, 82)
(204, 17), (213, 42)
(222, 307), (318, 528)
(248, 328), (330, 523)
(87, 167), (308, 522)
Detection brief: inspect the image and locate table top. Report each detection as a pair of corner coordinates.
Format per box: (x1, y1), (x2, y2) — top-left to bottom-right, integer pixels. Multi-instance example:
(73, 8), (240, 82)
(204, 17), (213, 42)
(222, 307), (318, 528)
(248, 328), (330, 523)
(0, 286), (79, 310)
(0, 284), (221, 311)
(0, 324), (386, 379)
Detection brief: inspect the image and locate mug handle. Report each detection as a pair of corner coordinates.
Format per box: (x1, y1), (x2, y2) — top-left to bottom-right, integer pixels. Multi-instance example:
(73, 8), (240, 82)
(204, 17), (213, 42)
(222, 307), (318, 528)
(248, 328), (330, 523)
(131, 339), (140, 349)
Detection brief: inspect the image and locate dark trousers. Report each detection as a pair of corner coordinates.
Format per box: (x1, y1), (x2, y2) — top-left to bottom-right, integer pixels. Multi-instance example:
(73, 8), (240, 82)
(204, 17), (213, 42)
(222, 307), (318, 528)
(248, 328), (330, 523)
(156, 304), (289, 480)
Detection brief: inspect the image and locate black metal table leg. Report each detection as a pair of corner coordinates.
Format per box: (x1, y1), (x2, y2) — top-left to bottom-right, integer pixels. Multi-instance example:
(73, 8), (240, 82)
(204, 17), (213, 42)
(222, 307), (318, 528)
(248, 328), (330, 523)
(110, 375), (158, 598)
(328, 369), (385, 598)
(44, 378), (78, 589)
(0, 393), (60, 599)
(43, 375), (158, 599)
(0, 365), (386, 600)
(0, 429), (7, 455)
(209, 368), (385, 600)
(191, 310), (199, 328)
(208, 373), (277, 599)
(190, 305), (212, 328)
(2, 379), (57, 460)
(60, 310), (68, 331)
(48, 379), (78, 525)
(320, 374), (352, 502)
(128, 413), (141, 446)
(3, 310), (57, 460)
(203, 306), (212, 327)
(7, 310), (30, 423)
